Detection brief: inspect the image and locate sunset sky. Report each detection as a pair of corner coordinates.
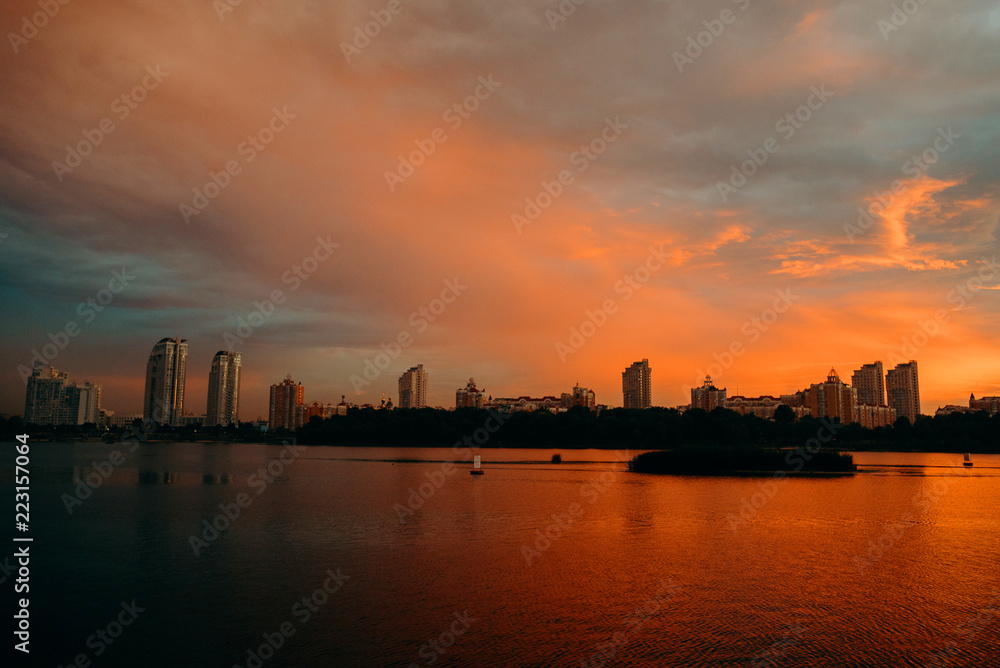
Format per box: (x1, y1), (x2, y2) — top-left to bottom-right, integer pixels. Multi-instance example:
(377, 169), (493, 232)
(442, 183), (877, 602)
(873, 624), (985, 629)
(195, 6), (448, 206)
(1, 0), (998, 419)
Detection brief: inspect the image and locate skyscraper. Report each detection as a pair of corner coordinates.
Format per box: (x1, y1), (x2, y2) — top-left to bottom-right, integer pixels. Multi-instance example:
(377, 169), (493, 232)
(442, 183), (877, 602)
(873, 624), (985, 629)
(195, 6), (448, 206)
(851, 361), (885, 406)
(206, 351), (242, 427)
(144, 338), (188, 426)
(398, 364), (428, 409)
(269, 374), (304, 430)
(622, 359), (652, 409)
(886, 360), (920, 423)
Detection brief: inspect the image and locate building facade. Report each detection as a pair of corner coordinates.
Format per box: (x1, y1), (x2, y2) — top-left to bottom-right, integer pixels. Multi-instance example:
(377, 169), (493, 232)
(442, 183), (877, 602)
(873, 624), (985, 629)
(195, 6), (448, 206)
(456, 378), (484, 409)
(691, 376), (726, 411)
(969, 394), (1000, 415)
(561, 383), (596, 409)
(24, 365), (101, 425)
(804, 368), (857, 424)
(269, 375), (304, 430)
(886, 360), (920, 423)
(622, 359), (652, 409)
(206, 351), (242, 427)
(852, 361), (885, 406)
(144, 337), (188, 426)
(398, 364), (428, 409)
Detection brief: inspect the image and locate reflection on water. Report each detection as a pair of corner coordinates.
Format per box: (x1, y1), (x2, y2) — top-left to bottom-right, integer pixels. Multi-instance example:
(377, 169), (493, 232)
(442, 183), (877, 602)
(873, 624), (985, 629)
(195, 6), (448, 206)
(6, 443), (1000, 667)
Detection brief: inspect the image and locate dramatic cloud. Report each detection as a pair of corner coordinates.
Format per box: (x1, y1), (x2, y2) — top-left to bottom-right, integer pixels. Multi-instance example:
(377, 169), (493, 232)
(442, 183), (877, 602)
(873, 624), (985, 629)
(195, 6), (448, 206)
(1, 0), (998, 417)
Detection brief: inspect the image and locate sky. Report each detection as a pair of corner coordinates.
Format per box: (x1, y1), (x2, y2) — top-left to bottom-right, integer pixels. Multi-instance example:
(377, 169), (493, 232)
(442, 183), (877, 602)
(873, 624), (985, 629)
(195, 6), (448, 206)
(1, 0), (998, 420)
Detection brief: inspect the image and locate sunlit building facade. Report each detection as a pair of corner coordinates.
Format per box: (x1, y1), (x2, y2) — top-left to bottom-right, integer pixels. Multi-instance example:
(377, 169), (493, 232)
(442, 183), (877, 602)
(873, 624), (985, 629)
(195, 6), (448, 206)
(269, 374), (304, 430)
(851, 361), (885, 406)
(456, 378), (484, 409)
(144, 337), (188, 426)
(886, 361), (920, 424)
(398, 364), (428, 409)
(691, 375), (726, 411)
(206, 351), (242, 427)
(623, 359), (652, 409)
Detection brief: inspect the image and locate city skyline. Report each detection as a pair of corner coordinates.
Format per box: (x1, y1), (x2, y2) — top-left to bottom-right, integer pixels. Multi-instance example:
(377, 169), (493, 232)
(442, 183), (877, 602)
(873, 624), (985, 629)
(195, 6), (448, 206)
(2, 1), (999, 423)
(15, 344), (992, 425)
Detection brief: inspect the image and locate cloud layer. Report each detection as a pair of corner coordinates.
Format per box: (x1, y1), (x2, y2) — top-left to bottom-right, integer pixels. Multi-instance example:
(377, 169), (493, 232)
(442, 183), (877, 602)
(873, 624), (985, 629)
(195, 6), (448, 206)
(1, 0), (998, 418)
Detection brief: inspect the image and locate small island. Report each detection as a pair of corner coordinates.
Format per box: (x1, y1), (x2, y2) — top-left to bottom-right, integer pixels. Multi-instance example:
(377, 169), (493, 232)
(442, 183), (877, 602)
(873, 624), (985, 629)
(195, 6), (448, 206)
(629, 447), (857, 475)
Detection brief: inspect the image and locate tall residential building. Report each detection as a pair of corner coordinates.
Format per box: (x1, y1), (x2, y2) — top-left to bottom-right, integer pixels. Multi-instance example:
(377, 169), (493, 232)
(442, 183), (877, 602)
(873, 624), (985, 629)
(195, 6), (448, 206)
(398, 364), (428, 409)
(456, 378), (484, 409)
(852, 361), (885, 406)
(886, 360), (920, 423)
(804, 368), (857, 424)
(144, 337), (188, 426)
(24, 365), (100, 425)
(622, 359), (652, 409)
(691, 375), (726, 411)
(269, 375), (304, 430)
(206, 351), (242, 427)
(24, 365), (68, 424)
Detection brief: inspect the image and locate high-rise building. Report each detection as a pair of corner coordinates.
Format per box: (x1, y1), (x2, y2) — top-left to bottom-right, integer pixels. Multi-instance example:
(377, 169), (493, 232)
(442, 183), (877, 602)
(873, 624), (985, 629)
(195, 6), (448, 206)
(886, 360), (920, 423)
(269, 375), (304, 430)
(144, 337), (188, 426)
(24, 365), (101, 425)
(804, 368), (857, 424)
(456, 378), (484, 409)
(25, 365), (69, 424)
(622, 359), (652, 409)
(852, 361), (885, 406)
(691, 375), (726, 411)
(63, 382), (101, 425)
(206, 351), (242, 427)
(398, 364), (428, 409)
